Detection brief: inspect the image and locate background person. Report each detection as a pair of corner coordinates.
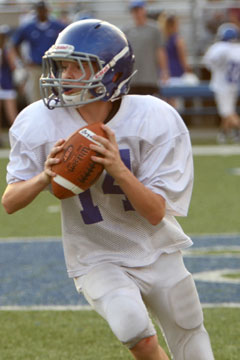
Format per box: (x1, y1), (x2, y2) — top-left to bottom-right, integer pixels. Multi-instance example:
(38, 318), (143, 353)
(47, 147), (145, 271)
(203, 23), (240, 144)
(160, 13), (195, 109)
(123, 0), (168, 95)
(10, 0), (65, 104)
(163, 14), (192, 81)
(0, 25), (19, 148)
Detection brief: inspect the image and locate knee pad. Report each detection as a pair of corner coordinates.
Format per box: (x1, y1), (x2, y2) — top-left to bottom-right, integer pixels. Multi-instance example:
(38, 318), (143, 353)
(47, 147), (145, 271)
(167, 275), (214, 359)
(81, 264), (156, 348)
(105, 290), (155, 348)
(183, 328), (215, 360)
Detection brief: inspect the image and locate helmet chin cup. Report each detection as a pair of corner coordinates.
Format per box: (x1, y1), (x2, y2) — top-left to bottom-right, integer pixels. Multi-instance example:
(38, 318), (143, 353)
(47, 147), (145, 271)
(62, 89), (96, 106)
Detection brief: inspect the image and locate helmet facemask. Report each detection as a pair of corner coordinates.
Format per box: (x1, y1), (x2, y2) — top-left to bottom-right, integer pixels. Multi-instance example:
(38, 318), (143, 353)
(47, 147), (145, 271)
(40, 45), (107, 109)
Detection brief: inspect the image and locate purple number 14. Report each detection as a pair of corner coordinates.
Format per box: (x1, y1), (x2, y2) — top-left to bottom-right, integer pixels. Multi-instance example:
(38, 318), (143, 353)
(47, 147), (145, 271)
(78, 149), (134, 224)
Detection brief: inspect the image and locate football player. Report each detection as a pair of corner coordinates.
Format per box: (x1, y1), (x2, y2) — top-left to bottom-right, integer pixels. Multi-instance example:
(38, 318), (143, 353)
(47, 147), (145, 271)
(203, 23), (240, 144)
(2, 19), (214, 360)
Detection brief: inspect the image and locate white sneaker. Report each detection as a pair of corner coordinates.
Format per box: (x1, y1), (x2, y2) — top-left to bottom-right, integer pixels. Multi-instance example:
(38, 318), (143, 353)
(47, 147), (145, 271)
(228, 129), (240, 143)
(216, 132), (227, 144)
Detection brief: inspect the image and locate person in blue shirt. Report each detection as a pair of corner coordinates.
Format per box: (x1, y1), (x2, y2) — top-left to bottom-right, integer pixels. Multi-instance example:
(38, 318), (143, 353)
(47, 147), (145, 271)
(161, 14), (193, 109)
(0, 25), (19, 147)
(163, 15), (191, 80)
(11, 0), (65, 103)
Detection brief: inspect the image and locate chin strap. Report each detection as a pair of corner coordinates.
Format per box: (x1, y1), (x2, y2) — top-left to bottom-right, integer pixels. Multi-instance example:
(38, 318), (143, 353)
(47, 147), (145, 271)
(46, 94), (60, 110)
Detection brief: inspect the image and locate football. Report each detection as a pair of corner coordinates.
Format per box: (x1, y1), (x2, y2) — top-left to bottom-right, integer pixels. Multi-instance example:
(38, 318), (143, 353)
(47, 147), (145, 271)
(51, 122), (107, 199)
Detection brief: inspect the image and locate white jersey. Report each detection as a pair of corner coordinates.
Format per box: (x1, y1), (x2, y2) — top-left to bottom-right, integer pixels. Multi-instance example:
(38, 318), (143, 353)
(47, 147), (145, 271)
(203, 41), (240, 93)
(7, 95), (193, 278)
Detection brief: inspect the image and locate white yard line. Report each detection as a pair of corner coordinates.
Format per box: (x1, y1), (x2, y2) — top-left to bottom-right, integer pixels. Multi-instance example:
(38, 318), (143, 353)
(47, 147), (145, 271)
(0, 304), (239, 311)
(0, 305), (92, 311)
(1, 233), (239, 244)
(193, 269), (240, 284)
(202, 303), (240, 308)
(0, 236), (62, 243)
(1, 146), (240, 159)
(192, 145), (240, 156)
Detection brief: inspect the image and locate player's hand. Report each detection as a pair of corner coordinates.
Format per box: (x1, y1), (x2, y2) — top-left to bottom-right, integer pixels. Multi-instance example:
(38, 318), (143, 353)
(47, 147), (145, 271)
(90, 124), (127, 179)
(43, 139), (65, 183)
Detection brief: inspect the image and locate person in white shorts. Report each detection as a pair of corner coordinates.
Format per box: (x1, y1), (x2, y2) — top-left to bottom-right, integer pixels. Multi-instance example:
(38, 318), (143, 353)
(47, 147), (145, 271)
(2, 19), (214, 360)
(203, 23), (240, 144)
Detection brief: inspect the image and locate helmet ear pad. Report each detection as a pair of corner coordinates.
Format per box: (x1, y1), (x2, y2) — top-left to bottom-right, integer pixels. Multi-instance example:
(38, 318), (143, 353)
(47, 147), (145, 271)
(89, 70), (122, 100)
(90, 57), (134, 101)
(89, 40), (135, 102)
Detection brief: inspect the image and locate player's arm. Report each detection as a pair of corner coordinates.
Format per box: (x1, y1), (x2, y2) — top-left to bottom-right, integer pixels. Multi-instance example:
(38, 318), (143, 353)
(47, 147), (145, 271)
(2, 173), (50, 214)
(157, 47), (169, 84)
(1, 139), (65, 214)
(176, 36), (191, 73)
(111, 164), (166, 226)
(90, 125), (166, 226)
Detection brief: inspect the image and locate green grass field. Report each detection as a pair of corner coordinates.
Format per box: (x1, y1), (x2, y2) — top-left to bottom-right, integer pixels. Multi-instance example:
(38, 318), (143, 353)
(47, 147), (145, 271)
(1, 153), (240, 359)
(0, 308), (239, 360)
(1, 154), (240, 237)
(0, 158), (61, 237)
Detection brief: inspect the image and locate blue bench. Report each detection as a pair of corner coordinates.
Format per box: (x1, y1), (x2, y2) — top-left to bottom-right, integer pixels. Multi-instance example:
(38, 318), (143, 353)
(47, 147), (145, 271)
(160, 82), (240, 117)
(160, 82), (214, 99)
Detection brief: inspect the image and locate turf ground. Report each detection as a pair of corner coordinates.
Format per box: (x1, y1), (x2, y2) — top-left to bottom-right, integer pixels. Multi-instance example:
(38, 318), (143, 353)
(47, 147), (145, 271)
(0, 308), (239, 360)
(1, 150), (240, 236)
(0, 148), (240, 359)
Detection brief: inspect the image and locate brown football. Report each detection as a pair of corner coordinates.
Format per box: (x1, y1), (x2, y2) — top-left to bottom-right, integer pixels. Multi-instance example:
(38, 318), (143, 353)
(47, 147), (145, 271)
(51, 122), (106, 199)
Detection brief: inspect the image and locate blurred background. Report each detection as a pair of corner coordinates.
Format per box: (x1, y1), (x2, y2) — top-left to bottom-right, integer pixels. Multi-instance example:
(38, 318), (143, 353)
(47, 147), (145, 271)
(0, 0), (240, 145)
(0, 5), (239, 358)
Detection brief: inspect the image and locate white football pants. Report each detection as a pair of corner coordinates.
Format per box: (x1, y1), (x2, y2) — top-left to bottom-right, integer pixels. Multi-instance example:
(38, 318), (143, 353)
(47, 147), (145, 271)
(74, 251), (215, 360)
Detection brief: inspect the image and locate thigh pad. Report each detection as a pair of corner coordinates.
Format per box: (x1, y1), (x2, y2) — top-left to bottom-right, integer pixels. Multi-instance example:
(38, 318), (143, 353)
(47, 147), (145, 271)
(82, 263), (134, 301)
(169, 274), (203, 330)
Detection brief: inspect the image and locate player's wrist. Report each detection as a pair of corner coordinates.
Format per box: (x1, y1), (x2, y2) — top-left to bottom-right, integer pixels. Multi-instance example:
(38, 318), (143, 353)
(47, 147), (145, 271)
(113, 165), (132, 185)
(39, 171), (51, 186)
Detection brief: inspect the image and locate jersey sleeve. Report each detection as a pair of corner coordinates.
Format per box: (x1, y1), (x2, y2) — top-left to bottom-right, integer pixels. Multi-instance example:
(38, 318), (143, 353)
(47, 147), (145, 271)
(6, 132), (44, 184)
(203, 43), (226, 69)
(137, 132), (193, 217)
(11, 24), (27, 46)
